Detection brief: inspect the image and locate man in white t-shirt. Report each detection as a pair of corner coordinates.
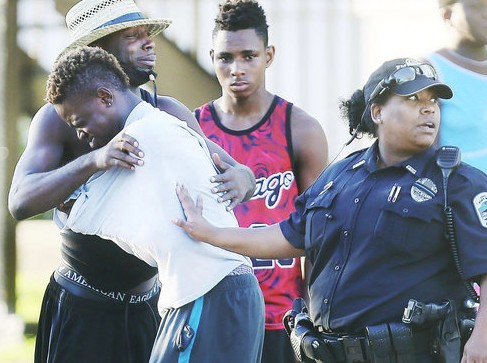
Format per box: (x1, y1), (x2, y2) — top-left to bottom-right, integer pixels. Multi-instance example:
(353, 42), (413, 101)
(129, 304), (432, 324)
(46, 46), (264, 363)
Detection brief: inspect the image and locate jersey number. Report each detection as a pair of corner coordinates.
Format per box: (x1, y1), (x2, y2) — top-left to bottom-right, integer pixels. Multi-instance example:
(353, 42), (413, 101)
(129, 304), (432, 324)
(251, 257), (296, 270)
(248, 223), (296, 269)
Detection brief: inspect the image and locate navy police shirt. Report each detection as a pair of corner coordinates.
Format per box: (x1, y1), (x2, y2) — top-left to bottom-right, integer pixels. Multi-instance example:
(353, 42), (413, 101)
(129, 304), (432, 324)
(280, 142), (487, 334)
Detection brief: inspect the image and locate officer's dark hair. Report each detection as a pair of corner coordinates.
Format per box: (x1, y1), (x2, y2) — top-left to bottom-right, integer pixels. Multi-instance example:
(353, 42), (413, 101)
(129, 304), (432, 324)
(339, 89), (390, 138)
(213, 0), (269, 47)
(45, 46), (129, 104)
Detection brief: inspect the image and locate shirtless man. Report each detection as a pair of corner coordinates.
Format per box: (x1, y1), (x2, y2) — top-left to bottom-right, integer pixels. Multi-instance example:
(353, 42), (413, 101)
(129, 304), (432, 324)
(8, 1), (255, 362)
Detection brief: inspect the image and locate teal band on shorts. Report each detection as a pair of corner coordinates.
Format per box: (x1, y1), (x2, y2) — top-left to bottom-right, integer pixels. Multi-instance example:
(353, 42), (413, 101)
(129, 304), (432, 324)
(178, 296), (204, 363)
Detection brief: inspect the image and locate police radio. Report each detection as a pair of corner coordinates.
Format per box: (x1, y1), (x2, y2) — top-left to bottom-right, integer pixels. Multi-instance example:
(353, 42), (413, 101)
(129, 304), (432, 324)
(436, 146), (479, 303)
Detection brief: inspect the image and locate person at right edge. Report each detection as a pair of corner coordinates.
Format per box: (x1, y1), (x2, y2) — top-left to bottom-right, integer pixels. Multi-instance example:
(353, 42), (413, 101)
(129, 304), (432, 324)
(195, 1), (328, 362)
(174, 58), (487, 362)
(426, 0), (487, 173)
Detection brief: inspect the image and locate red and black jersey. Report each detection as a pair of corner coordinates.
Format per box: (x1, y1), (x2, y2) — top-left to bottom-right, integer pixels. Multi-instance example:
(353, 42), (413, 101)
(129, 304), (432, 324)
(195, 95), (304, 329)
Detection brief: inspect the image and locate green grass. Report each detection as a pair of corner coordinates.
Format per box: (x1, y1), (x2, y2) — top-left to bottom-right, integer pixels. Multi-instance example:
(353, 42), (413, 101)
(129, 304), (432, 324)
(0, 335), (35, 363)
(0, 273), (48, 362)
(16, 273), (47, 324)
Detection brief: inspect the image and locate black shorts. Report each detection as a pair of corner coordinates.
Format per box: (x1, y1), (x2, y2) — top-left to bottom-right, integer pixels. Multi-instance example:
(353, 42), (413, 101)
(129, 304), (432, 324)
(34, 274), (160, 363)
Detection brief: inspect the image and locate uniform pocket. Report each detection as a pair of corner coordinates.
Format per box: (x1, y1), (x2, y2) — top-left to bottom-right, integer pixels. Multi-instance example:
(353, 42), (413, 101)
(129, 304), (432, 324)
(374, 199), (444, 257)
(304, 190), (339, 253)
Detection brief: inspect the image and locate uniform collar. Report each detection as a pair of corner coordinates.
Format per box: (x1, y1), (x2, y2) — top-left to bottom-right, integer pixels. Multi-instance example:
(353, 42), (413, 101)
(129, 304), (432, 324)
(350, 141), (437, 177)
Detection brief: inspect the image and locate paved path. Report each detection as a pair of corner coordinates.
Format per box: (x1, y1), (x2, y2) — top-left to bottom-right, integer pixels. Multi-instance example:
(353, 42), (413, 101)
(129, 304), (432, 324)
(16, 220), (61, 277)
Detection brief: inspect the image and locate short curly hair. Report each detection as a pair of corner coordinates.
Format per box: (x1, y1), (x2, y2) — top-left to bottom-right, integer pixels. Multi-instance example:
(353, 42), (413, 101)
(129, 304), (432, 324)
(213, 0), (269, 46)
(45, 46), (129, 104)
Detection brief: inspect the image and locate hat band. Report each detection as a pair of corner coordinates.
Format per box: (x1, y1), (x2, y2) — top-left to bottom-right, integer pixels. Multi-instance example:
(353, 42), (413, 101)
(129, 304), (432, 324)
(96, 12), (145, 29)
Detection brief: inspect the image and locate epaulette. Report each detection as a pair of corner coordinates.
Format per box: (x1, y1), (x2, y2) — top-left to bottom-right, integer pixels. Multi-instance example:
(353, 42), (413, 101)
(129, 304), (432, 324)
(344, 147), (369, 160)
(308, 147), (367, 192)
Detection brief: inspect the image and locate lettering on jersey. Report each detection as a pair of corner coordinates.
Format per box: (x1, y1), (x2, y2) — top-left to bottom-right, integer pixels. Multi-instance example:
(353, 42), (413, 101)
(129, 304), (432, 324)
(252, 171), (295, 209)
(249, 223), (296, 269)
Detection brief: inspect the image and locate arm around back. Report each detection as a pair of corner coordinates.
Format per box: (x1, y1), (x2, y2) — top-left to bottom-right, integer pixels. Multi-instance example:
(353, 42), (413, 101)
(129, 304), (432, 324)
(8, 104), (93, 219)
(159, 95), (256, 208)
(8, 104), (143, 220)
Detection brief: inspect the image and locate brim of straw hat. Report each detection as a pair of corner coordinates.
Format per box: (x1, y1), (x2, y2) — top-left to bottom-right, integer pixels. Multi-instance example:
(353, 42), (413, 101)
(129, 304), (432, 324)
(57, 18), (171, 61)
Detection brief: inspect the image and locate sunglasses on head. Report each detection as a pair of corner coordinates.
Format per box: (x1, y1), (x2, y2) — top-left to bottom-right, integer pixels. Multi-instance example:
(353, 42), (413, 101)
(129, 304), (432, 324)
(367, 63), (438, 103)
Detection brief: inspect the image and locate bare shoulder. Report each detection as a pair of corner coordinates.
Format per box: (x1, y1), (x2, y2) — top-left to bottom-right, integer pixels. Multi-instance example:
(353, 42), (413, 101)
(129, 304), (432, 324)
(18, 103), (87, 174)
(289, 104), (328, 190)
(290, 105), (327, 145)
(156, 95), (205, 136)
(432, 49), (487, 75)
(28, 103), (76, 145)
(156, 95), (193, 119)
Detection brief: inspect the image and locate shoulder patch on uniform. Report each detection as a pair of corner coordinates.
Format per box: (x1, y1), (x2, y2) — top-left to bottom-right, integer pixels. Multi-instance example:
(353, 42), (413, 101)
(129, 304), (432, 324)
(473, 192), (487, 229)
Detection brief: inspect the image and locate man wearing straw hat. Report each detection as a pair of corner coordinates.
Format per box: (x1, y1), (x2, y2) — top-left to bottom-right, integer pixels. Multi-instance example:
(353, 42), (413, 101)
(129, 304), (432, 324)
(8, 1), (256, 362)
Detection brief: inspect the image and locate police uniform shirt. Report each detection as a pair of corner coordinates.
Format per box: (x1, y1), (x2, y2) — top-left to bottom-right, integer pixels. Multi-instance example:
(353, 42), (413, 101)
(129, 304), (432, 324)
(280, 142), (487, 334)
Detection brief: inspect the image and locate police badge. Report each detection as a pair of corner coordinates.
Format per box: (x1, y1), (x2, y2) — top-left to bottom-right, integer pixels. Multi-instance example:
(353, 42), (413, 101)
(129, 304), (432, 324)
(410, 178), (437, 202)
(473, 192), (487, 228)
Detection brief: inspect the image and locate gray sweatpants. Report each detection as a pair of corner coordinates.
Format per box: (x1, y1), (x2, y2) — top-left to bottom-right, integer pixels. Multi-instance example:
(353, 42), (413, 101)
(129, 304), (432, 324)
(149, 273), (265, 363)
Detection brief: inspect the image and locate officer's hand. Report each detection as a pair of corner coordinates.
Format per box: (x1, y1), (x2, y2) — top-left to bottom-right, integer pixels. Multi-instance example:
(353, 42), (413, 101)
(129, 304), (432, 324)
(172, 183), (215, 242)
(462, 324), (487, 363)
(91, 131), (144, 171)
(210, 153), (256, 211)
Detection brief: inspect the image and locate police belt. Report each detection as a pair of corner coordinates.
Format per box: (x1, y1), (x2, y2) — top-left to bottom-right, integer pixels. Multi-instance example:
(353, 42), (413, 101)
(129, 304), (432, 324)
(54, 264), (159, 304)
(313, 324), (431, 363)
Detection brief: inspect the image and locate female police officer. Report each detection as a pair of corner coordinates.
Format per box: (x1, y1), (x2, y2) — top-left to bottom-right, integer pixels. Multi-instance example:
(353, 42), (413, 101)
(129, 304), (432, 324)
(173, 58), (487, 362)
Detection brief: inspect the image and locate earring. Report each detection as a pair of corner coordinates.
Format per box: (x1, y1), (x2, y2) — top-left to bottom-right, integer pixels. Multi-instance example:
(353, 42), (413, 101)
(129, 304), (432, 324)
(377, 117), (382, 123)
(106, 102), (112, 107)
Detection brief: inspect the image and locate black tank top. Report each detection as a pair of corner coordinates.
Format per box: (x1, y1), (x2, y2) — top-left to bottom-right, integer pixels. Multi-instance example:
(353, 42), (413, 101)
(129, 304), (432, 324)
(60, 229), (157, 291)
(140, 88), (156, 107)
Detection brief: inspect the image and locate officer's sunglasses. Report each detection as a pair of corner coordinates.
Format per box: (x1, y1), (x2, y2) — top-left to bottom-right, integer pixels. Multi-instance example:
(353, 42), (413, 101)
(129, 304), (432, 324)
(368, 64), (438, 103)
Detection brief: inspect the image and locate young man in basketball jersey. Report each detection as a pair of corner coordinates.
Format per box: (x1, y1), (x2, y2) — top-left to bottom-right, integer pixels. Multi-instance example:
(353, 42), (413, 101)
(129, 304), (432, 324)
(195, 1), (328, 361)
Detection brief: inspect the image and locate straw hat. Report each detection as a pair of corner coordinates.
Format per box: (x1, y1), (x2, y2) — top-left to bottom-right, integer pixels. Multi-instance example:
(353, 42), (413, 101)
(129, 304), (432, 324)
(61, 0), (171, 56)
